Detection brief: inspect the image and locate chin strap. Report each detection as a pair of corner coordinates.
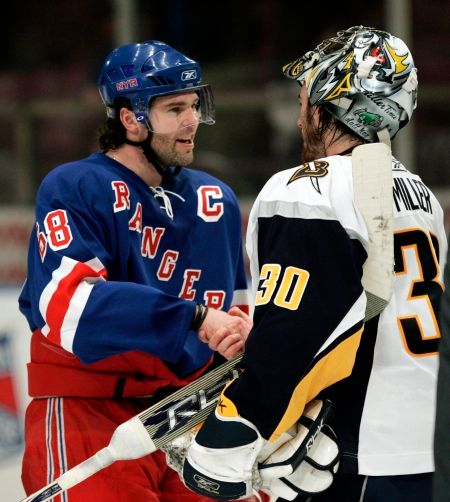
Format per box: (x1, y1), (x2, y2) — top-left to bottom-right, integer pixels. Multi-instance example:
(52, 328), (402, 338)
(125, 136), (182, 180)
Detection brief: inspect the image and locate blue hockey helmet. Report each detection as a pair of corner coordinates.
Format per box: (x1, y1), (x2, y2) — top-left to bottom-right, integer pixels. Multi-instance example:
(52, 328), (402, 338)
(97, 40), (215, 131)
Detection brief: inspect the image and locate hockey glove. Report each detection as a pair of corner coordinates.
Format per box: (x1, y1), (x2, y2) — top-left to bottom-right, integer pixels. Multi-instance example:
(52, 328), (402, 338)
(259, 399), (339, 501)
(181, 387), (267, 500)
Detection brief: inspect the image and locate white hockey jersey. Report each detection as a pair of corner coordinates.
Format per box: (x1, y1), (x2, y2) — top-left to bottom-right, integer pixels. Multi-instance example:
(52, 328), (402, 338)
(226, 154), (447, 476)
(358, 159), (447, 475)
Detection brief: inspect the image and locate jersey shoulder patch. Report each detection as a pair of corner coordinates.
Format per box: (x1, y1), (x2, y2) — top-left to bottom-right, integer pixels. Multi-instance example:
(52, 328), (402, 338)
(287, 160), (330, 185)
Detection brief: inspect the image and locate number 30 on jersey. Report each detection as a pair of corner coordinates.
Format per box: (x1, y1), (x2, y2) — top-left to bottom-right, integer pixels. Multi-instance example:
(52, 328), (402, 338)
(255, 264), (310, 311)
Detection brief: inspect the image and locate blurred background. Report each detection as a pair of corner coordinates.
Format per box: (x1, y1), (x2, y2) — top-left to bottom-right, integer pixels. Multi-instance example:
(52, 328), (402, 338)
(1, 0), (449, 498)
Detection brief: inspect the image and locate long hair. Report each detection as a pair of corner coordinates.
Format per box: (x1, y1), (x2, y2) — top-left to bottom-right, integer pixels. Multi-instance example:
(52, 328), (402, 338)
(97, 98), (133, 151)
(316, 106), (362, 148)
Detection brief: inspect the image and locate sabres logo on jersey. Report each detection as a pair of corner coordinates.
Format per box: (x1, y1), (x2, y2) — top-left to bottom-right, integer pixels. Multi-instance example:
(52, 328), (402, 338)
(288, 160), (329, 193)
(288, 160), (329, 184)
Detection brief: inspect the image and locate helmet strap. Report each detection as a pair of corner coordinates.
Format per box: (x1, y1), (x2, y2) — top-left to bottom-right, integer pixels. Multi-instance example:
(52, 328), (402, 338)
(124, 136), (182, 180)
(376, 128), (391, 147)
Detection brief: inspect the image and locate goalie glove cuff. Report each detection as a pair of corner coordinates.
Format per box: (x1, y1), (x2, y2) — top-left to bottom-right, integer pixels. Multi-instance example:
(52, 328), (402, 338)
(182, 408), (266, 500)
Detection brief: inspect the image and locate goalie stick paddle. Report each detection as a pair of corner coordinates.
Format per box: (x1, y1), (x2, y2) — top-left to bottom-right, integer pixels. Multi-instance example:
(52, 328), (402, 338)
(19, 354), (243, 502)
(352, 142), (394, 321)
(20, 144), (394, 502)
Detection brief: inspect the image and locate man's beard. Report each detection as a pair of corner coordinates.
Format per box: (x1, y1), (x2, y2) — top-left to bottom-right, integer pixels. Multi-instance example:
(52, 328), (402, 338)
(151, 135), (194, 168)
(158, 149), (194, 168)
(302, 139), (325, 163)
(301, 109), (326, 162)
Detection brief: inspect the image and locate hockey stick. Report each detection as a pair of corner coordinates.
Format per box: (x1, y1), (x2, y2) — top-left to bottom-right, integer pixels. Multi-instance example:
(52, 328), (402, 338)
(352, 142), (394, 320)
(19, 355), (243, 502)
(20, 144), (394, 502)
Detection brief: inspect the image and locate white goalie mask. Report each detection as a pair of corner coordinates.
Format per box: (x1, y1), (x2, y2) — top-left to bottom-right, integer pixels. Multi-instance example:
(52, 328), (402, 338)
(282, 26), (418, 142)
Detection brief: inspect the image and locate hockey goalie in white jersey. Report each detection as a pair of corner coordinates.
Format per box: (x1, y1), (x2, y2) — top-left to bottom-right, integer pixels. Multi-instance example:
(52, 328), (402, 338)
(180, 26), (447, 502)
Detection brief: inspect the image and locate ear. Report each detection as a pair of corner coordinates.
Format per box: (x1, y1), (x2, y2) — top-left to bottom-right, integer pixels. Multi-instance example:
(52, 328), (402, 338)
(118, 108), (146, 140)
(118, 107), (138, 130)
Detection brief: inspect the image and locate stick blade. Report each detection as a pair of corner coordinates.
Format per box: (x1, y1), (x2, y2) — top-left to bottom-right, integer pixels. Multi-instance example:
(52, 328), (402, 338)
(352, 143), (394, 321)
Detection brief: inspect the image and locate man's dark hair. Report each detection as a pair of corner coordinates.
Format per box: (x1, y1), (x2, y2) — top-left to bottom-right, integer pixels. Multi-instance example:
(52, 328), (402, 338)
(316, 106), (363, 148)
(97, 98), (133, 151)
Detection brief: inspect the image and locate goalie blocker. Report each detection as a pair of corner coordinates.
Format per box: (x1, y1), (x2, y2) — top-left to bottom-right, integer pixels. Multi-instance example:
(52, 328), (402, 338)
(181, 399), (339, 501)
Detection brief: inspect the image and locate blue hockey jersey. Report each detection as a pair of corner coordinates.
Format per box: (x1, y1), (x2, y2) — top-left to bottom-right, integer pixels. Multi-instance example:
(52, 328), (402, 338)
(19, 153), (248, 394)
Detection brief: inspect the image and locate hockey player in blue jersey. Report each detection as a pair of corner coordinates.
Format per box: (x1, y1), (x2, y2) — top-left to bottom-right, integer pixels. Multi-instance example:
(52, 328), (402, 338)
(18, 40), (254, 501)
(181, 27), (447, 502)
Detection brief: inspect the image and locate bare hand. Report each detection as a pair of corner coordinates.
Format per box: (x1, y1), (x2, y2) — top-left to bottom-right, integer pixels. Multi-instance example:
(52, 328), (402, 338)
(198, 307), (253, 359)
(227, 305), (253, 330)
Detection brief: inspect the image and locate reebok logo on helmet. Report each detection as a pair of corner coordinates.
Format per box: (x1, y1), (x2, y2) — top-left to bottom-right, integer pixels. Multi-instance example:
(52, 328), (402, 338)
(181, 69), (197, 81)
